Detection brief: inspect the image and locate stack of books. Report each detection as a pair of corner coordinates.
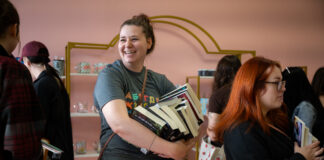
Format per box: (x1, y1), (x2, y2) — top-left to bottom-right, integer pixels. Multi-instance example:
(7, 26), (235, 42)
(294, 116), (318, 147)
(131, 83), (204, 141)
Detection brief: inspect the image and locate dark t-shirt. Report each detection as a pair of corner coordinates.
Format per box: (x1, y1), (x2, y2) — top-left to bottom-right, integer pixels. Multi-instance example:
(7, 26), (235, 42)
(224, 121), (306, 160)
(208, 84), (231, 114)
(93, 60), (176, 159)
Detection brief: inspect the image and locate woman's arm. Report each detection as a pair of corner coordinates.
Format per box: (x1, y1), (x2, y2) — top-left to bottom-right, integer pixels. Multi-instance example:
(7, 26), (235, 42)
(207, 112), (220, 141)
(102, 99), (195, 160)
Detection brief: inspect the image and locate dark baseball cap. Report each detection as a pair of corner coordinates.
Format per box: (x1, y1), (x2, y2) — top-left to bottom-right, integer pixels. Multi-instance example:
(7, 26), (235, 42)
(19, 41), (49, 62)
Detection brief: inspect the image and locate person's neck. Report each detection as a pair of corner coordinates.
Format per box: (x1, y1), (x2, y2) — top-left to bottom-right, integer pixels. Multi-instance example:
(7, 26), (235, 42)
(0, 40), (12, 56)
(319, 95), (324, 108)
(261, 108), (268, 117)
(31, 64), (46, 80)
(123, 61), (144, 73)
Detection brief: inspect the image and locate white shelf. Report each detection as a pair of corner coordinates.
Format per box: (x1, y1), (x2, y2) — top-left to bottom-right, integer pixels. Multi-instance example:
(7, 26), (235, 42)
(75, 150), (99, 158)
(71, 112), (99, 117)
(199, 76), (213, 79)
(70, 73), (98, 76)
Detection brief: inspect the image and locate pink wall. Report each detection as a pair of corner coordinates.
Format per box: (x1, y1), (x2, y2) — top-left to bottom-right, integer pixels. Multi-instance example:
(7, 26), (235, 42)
(10, 0), (324, 159)
(11, 0), (324, 82)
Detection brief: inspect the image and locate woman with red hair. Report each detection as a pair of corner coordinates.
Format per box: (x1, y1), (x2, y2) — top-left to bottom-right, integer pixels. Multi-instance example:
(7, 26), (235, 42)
(213, 57), (323, 160)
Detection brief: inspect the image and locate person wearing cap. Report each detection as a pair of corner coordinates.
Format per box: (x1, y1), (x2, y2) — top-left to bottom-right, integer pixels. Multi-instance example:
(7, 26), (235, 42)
(21, 41), (74, 160)
(0, 1), (45, 159)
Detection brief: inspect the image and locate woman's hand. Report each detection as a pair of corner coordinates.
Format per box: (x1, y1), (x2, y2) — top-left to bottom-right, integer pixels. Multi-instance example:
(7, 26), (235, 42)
(295, 141), (324, 160)
(161, 138), (197, 160)
(207, 127), (216, 141)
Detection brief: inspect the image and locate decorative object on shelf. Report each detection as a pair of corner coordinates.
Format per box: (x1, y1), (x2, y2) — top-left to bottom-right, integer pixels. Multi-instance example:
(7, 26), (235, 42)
(53, 56), (65, 76)
(70, 112), (99, 117)
(74, 62), (91, 74)
(91, 105), (99, 113)
(198, 69), (215, 77)
(93, 62), (107, 74)
(73, 102), (89, 113)
(93, 141), (101, 153)
(75, 140), (87, 154)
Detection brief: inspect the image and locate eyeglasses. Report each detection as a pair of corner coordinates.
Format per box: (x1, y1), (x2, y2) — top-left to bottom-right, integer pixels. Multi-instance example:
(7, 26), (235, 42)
(264, 80), (286, 91)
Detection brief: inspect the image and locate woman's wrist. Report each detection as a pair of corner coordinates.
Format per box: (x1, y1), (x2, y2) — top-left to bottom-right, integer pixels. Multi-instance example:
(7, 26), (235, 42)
(148, 135), (157, 151)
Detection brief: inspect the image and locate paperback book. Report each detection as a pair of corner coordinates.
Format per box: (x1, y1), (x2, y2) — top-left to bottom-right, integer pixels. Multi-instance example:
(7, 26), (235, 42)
(294, 116), (318, 147)
(130, 83), (203, 142)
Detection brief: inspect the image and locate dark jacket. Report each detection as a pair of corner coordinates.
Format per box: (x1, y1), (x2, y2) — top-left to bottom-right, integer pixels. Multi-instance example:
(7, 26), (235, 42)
(33, 71), (73, 160)
(224, 121), (305, 160)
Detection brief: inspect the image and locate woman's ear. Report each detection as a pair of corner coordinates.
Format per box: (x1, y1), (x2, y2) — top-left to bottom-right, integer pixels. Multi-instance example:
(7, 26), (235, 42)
(23, 57), (31, 67)
(8, 24), (18, 37)
(146, 38), (152, 50)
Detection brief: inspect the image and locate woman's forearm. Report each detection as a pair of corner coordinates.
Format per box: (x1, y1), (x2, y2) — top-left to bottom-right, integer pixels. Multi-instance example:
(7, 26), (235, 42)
(102, 99), (178, 158)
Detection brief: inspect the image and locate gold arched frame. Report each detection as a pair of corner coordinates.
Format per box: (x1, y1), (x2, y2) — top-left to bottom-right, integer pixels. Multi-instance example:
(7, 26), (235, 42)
(65, 15), (256, 94)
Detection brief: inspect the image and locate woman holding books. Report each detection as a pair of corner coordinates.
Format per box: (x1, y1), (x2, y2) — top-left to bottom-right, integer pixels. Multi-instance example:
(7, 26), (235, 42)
(212, 57), (323, 160)
(93, 14), (197, 160)
(207, 55), (241, 141)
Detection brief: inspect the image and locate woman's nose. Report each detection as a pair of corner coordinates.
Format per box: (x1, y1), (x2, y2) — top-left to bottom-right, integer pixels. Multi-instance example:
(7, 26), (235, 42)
(126, 40), (132, 47)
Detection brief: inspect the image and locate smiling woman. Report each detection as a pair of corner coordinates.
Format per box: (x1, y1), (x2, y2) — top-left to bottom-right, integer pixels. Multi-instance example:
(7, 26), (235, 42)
(93, 14), (198, 160)
(118, 25), (152, 72)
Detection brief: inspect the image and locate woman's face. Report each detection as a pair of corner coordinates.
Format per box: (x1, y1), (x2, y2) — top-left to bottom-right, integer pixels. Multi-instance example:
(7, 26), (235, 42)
(118, 25), (152, 68)
(259, 66), (286, 115)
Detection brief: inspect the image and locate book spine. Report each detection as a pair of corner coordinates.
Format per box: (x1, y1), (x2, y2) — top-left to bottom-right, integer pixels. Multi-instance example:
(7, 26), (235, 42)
(177, 93), (203, 124)
(176, 109), (193, 140)
(131, 110), (163, 135)
(131, 109), (181, 141)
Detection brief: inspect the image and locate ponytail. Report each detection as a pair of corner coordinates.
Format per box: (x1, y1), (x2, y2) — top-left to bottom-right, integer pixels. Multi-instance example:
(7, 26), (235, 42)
(45, 63), (65, 90)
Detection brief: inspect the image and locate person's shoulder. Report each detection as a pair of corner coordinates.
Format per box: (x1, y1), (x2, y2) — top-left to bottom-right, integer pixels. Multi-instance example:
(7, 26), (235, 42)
(227, 121), (263, 136)
(148, 69), (162, 76)
(232, 121), (251, 131)
(0, 56), (24, 69)
(211, 83), (231, 99)
(100, 60), (123, 75)
(297, 101), (312, 107)
(147, 69), (168, 80)
(36, 72), (57, 88)
(218, 83), (232, 93)
(0, 56), (31, 77)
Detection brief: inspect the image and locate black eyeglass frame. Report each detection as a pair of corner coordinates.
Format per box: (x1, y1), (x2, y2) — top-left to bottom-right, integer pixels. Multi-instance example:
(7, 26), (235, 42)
(264, 80), (286, 91)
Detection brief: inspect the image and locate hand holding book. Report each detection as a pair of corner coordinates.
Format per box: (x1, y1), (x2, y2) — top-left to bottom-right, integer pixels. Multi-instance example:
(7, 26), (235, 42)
(293, 116), (324, 159)
(294, 116), (318, 147)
